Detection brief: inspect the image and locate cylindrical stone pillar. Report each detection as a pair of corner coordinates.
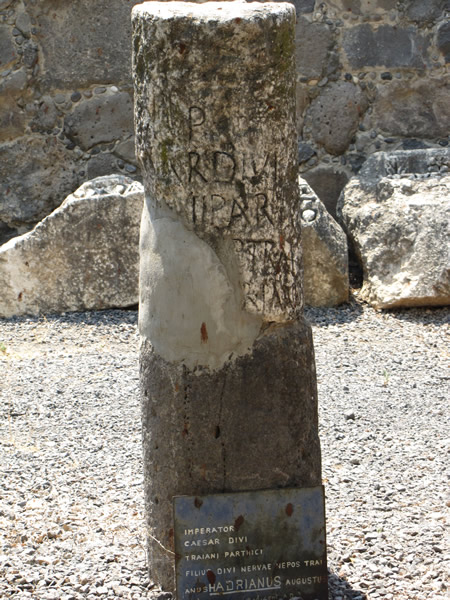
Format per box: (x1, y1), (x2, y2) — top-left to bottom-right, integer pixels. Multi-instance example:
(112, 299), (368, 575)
(132, 1), (321, 591)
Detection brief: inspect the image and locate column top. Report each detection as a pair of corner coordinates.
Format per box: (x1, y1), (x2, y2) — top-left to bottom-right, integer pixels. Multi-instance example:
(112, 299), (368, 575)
(132, 1), (295, 22)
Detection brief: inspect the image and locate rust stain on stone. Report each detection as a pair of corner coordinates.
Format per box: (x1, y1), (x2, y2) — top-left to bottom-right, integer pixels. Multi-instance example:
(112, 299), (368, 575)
(194, 497), (203, 509)
(279, 233), (285, 249)
(234, 515), (244, 531)
(207, 570), (216, 585)
(200, 322), (208, 343)
(286, 502), (294, 516)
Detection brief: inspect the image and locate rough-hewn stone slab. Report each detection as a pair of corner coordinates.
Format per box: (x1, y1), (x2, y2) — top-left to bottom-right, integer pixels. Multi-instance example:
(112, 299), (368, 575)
(337, 149), (450, 309)
(0, 175), (143, 317)
(300, 178), (349, 307)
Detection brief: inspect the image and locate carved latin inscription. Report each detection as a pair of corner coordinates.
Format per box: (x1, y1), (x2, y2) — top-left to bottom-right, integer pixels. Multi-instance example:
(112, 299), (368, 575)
(146, 103), (301, 318)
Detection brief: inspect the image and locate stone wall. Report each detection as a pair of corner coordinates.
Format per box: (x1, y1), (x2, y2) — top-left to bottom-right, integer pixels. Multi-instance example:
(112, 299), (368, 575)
(296, 0), (449, 217)
(1, 0), (448, 243)
(0, 0), (142, 244)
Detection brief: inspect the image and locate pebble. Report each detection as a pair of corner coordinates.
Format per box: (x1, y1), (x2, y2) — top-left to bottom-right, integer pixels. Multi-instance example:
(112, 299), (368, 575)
(1, 303), (449, 600)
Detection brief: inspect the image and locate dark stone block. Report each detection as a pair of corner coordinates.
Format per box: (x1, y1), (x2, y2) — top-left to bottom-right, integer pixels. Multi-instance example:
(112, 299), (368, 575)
(339, 0), (362, 14)
(402, 139), (429, 150)
(406, 0), (447, 24)
(66, 91), (133, 150)
(140, 321), (321, 590)
(0, 24), (17, 67)
(437, 21), (450, 63)
(347, 153), (367, 172)
(0, 135), (82, 228)
(0, 222), (20, 246)
(343, 24), (428, 68)
(298, 142), (316, 163)
(304, 81), (368, 155)
(26, 0), (143, 88)
(374, 79), (450, 138)
(291, 0), (315, 14)
(22, 40), (38, 68)
(85, 153), (120, 180)
(303, 167), (349, 218)
(295, 18), (334, 79)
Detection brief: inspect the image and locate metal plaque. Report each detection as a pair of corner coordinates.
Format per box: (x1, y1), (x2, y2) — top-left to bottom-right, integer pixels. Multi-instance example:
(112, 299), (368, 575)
(173, 486), (327, 600)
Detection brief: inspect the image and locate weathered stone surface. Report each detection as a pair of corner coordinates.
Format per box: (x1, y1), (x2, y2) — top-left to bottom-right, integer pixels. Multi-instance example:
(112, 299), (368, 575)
(437, 20), (450, 62)
(15, 12), (32, 35)
(291, 0), (315, 13)
(0, 175), (143, 318)
(29, 95), (59, 134)
(406, 0), (446, 24)
(374, 79), (450, 139)
(300, 178), (349, 307)
(0, 136), (82, 229)
(329, 0), (393, 9)
(303, 166), (349, 218)
(0, 24), (17, 68)
(298, 141), (316, 164)
(295, 17), (334, 80)
(27, 0), (142, 88)
(0, 68), (27, 94)
(134, 4), (303, 331)
(0, 93), (27, 142)
(337, 149), (450, 309)
(65, 90), (133, 150)
(114, 136), (137, 165)
(133, 2), (320, 592)
(140, 321), (321, 585)
(333, 0), (362, 14)
(304, 81), (368, 155)
(85, 153), (123, 181)
(343, 24), (428, 69)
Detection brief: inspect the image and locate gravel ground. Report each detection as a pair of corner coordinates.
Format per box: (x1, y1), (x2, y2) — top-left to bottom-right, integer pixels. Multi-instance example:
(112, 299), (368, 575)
(0, 301), (448, 600)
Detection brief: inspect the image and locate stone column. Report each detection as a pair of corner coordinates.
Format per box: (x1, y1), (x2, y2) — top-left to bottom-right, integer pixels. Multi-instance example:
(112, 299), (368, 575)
(132, 1), (321, 591)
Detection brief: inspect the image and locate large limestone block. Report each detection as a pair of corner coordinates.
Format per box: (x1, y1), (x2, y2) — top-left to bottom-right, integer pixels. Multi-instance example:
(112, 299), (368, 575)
(337, 149), (450, 309)
(300, 178), (349, 307)
(0, 136), (82, 231)
(0, 175), (143, 318)
(133, 2), (321, 591)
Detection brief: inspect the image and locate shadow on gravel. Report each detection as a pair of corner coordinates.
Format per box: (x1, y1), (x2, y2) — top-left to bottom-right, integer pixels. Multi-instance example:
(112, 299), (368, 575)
(305, 298), (364, 328)
(2, 308), (139, 326)
(328, 571), (368, 600)
(382, 305), (450, 326)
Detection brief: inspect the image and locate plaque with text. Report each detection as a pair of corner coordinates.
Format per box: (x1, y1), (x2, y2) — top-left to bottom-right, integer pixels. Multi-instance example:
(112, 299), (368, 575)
(173, 486), (327, 600)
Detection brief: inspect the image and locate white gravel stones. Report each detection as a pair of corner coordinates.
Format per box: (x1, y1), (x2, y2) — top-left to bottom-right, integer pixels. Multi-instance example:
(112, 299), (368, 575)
(1, 303), (449, 599)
